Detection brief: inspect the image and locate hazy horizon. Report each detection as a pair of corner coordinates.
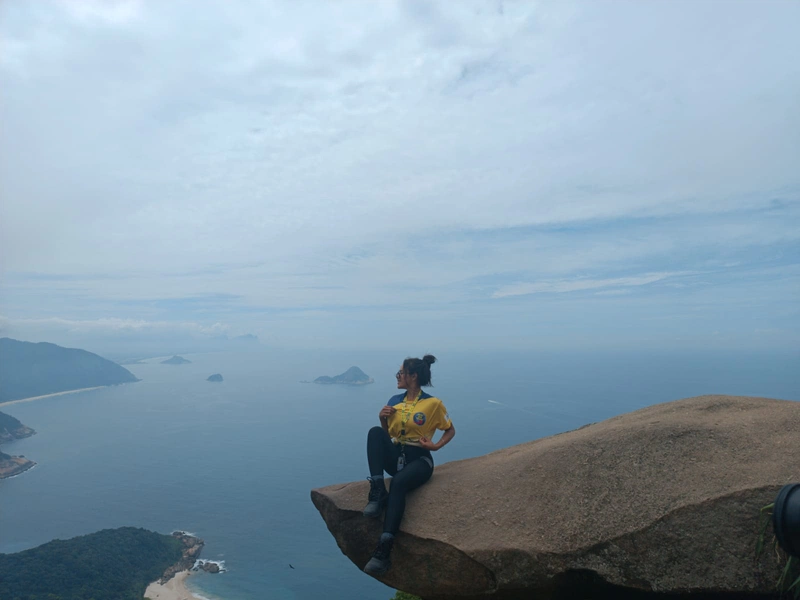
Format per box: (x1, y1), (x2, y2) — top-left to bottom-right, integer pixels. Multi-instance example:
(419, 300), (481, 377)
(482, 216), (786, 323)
(1, 1), (798, 355)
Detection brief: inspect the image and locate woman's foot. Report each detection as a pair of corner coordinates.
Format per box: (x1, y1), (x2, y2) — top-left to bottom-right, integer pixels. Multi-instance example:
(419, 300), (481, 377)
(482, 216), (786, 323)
(363, 476), (388, 518)
(363, 533), (394, 576)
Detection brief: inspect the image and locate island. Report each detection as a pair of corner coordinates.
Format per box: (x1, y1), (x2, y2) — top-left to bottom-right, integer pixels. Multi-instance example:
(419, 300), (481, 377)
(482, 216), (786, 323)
(161, 355), (191, 365)
(233, 333), (259, 343)
(314, 366), (374, 385)
(0, 338), (139, 403)
(0, 528), (203, 600)
(207, 373), (224, 382)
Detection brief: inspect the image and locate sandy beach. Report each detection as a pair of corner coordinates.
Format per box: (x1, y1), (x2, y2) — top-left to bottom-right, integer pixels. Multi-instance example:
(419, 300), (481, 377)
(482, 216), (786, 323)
(0, 386), (107, 408)
(144, 571), (202, 600)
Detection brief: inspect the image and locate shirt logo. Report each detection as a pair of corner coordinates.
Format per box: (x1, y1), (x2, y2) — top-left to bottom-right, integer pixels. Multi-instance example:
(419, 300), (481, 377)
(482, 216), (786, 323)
(413, 412), (426, 425)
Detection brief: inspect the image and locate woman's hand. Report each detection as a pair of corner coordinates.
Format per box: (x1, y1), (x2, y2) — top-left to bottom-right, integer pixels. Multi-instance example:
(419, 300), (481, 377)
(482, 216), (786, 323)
(379, 405), (396, 421)
(418, 436), (438, 451)
(420, 426), (455, 452)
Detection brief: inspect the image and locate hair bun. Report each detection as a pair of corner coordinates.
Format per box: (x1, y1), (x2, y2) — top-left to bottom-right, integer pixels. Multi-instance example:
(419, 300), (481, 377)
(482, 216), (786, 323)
(422, 354), (437, 366)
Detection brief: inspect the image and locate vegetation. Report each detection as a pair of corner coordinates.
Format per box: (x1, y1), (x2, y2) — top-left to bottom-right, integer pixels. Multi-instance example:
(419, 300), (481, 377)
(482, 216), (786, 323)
(0, 527), (183, 600)
(390, 592), (421, 600)
(0, 410), (33, 444)
(757, 503), (800, 598)
(0, 338), (138, 402)
(0, 411), (24, 432)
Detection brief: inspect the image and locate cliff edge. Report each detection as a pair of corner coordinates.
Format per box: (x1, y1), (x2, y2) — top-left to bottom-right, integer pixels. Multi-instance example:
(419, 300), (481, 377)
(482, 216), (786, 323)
(311, 395), (800, 599)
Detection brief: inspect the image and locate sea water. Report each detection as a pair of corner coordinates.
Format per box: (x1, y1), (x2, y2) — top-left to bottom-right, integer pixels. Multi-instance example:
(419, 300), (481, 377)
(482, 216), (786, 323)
(0, 348), (798, 600)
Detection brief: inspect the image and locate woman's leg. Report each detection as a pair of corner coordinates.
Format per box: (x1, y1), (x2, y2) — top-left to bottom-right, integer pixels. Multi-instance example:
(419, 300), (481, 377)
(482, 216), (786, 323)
(367, 426), (397, 477)
(364, 457), (433, 576)
(364, 427), (398, 518)
(383, 458), (433, 534)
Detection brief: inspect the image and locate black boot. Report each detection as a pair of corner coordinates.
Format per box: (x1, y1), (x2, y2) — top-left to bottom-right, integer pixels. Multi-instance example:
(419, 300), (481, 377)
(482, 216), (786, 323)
(363, 533), (394, 576)
(362, 477), (388, 518)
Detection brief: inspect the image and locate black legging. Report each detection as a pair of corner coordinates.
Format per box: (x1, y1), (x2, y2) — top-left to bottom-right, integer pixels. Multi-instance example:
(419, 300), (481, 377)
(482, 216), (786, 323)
(367, 426), (433, 535)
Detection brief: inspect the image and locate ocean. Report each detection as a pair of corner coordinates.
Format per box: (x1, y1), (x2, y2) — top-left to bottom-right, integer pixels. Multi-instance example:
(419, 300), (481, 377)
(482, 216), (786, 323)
(1, 348), (798, 600)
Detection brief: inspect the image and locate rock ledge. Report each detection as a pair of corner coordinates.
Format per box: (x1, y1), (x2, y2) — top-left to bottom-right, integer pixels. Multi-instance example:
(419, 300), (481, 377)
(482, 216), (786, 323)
(312, 395), (800, 599)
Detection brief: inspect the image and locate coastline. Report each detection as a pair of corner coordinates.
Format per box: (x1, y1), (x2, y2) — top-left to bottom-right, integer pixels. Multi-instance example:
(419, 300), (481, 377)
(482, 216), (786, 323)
(145, 532), (210, 600)
(144, 570), (202, 600)
(0, 457), (37, 480)
(0, 386), (108, 408)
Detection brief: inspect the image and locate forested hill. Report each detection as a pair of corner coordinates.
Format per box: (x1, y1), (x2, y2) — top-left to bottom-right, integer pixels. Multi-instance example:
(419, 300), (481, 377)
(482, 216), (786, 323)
(0, 411), (35, 443)
(0, 338), (139, 403)
(0, 527), (184, 600)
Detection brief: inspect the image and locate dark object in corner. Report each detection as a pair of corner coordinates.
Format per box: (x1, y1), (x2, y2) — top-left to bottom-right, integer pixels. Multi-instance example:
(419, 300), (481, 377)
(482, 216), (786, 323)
(207, 374), (223, 382)
(161, 355), (191, 365)
(774, 483), (800, 557)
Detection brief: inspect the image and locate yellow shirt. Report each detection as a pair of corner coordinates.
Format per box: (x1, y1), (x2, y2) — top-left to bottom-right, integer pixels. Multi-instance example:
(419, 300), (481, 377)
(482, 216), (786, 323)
(385, 391), (452, 446)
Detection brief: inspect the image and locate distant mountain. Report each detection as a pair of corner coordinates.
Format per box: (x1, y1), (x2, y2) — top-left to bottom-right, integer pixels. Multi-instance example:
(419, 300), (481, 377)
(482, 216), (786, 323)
(0, 338), (139, 403)
(207, 373), (224, 382)
(233, 333), (259, 343)
(0, 527), (189, 600)
(0, 411), (35, 444)
(314, 366), (374, 386)
(161, 355), (191, 365)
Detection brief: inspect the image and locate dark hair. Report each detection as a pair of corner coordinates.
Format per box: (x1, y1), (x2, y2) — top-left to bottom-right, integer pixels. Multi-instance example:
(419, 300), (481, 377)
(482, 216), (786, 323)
(403, 354), (437, 387)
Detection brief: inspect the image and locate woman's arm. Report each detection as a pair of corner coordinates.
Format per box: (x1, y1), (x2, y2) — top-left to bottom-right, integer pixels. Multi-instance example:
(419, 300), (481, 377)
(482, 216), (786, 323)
(420, 424), (455, 451)
(434, 424), (455, 450)
(379, 405), (395, 432)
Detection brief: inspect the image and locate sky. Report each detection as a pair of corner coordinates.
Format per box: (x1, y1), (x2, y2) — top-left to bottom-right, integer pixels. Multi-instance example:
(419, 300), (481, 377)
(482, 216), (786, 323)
(0, 0), (798, 356)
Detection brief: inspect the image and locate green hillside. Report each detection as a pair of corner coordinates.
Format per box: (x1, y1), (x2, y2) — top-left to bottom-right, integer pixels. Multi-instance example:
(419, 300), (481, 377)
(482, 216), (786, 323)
(0, 527), (183, 600)
(0, 411), (24, 434)
(0, 338), (139, 402)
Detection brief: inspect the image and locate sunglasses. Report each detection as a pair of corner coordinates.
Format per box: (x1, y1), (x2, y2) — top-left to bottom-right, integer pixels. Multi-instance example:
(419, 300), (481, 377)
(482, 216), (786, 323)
(395, 370), (407, 379)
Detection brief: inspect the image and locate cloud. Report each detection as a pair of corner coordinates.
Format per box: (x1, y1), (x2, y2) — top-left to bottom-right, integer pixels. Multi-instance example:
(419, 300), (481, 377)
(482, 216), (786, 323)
(0, 1), (798, 350)
(0, 315), (230, 338)
(491, 272), (689, 298)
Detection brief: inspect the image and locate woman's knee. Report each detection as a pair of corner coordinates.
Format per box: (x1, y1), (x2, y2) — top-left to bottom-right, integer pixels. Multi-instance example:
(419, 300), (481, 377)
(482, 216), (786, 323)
(368, 426), (386, 440)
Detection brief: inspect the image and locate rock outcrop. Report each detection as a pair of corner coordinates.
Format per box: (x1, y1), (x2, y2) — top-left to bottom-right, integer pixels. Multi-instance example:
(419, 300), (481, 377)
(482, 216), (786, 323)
(157, 532), (205, 583)
(207, 373), (224, 382)
(311, 395), (800, 599)
(0, 451), (36, 479)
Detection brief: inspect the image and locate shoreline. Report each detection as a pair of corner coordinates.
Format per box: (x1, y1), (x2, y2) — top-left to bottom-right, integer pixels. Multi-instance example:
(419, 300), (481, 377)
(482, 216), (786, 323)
(0, 458), (37, 480)
(144, 570), (203, 600)
(0, 386), (108, 408)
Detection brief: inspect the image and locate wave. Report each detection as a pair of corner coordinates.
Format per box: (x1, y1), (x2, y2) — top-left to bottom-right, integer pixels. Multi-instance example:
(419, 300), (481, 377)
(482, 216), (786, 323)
(192, 559), (228, 573)
(2, 463), (38, 479)
(487, 399), (537, 415)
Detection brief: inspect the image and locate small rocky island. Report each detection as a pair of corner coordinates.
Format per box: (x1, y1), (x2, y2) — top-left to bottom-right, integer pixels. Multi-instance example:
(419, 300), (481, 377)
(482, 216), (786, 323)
(313, 366), (373, 385)
(161, 355), (191, 365)
(207, 373), (224, 382)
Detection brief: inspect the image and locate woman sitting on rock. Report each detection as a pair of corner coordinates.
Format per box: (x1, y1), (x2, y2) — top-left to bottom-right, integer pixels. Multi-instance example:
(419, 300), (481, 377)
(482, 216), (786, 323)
(362, 354), (456, 576)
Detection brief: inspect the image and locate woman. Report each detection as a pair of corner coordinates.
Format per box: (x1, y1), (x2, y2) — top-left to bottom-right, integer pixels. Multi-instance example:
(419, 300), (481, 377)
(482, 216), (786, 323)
(362, 354), (456, 576)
